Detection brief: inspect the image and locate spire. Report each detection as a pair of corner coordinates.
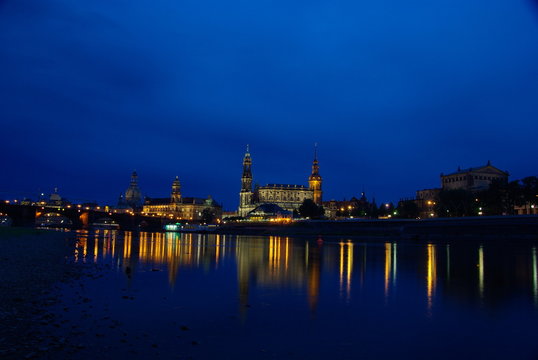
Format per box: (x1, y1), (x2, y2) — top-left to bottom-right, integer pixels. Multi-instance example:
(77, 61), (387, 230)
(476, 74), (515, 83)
(241, 145), (253, 192)
(311, 143), (319, 176)
(171, 176), (181, 203)
(309, 143), (322, 205)
(130, 171), (138, 186)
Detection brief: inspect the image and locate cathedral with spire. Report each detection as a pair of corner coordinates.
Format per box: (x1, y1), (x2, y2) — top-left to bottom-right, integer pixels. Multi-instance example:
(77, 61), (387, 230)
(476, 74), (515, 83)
(238, 145), (323, 217)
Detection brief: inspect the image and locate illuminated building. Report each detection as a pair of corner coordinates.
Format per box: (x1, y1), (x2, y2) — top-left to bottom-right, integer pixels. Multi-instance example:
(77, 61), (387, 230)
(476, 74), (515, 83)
(323, 192), (375, 219)
(246, 203), (292, 221)
(142, 176), (222, 222)
(38, 187), (71, 209)
(238, 145), (323, 217)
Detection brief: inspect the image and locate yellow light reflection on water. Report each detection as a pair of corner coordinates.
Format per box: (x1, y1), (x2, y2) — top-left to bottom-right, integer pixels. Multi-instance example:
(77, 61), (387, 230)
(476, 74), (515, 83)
(285, 237), (289, 271)
(427, 244), (437, 312)
(346, 241), (353, 299)
(384, 242), (392, 299)
(392, 243), (397, 286)
(339, 241), (353, 300)
(123, 231), (132, 259)
(478, 245), (484, 299)
(215, 235), (220, 266)
(93, 233), (98, 262)
(339, 242), (344, 294)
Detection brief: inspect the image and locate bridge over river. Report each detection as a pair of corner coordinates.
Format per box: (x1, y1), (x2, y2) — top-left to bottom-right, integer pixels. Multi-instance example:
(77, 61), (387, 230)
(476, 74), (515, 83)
(0, 203), (166, 231)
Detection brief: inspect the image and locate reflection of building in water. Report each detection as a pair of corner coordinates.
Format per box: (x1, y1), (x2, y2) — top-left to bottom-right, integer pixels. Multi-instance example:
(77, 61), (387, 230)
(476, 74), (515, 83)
(384, 242), (397, 300)
(339, 241), (353, 301)
(72, 232), (538, 313)
(427, 244), (437, 312)
(478, 245), (484, 299)
(74, 230), (226, 286)
(235, 236), (322, 312)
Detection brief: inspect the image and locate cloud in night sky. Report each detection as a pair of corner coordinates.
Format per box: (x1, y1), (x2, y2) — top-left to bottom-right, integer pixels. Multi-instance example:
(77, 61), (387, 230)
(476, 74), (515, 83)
(1, 0), (538, 209)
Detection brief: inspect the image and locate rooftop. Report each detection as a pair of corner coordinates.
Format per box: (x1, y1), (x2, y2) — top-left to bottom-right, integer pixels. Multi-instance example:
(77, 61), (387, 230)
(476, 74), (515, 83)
(261, 184), (308, 189)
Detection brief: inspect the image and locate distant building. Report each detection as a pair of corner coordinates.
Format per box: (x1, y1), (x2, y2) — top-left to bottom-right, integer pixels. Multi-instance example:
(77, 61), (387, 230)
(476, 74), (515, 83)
(323, 192), (374, 220)
(416, 161), (509, 217)
(238, 145), (323, 217)
(246, 203), (292, 221)
(142, 176), (222, 222)
(123, 171), (143, 209)
(440, 161), (509, 191)
(41, 188), (70, 209)
(415, 188), (441, 218)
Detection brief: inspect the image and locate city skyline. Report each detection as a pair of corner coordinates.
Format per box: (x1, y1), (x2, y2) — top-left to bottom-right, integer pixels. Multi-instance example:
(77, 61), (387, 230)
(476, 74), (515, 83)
(0, 148), (521, 211)
(1, 1), (538, 208)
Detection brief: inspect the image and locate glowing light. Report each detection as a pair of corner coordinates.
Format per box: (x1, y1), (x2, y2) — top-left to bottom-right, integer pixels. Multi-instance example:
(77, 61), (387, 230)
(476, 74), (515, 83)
(478, 245), (484, 299)
(339, 242), (344, 294)
(427, 244), (437, 314)
(215, 235), (220, 265)
(392, 243), (397, 285)
(339, 241), (353, 300)
(384, 242), (392, 300)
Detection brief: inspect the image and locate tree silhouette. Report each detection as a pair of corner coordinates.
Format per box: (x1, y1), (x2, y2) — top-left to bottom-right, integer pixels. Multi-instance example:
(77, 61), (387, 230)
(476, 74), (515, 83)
(298, 199), (324, 219)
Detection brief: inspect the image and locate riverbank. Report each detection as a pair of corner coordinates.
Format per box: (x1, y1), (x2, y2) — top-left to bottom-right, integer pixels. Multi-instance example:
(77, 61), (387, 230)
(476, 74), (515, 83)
(217, 215), (538, 239)
(0, 228), (77, 359)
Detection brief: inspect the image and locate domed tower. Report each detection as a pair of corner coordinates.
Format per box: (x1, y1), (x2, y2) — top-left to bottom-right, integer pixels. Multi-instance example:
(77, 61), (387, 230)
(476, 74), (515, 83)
(125, 171), (142, 209)
(308, 144), (323, 205)
(171, 176), (181, 204)
(239, 145), (254, 216)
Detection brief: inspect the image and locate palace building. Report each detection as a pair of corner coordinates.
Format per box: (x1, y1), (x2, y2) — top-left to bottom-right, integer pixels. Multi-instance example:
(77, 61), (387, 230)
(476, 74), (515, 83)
(440, 161), (509, 191)
(238, 145), (323, 217)
(416, 161), (510, 218)
(141, 176), (222, 222)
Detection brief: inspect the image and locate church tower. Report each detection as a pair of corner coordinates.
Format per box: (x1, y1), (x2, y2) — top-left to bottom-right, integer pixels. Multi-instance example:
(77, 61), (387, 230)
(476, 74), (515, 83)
(171, 176), (181, 204)
(308, 144), (323, 205)
(125, 171), (142, 209)
(239, 145), (254, 216)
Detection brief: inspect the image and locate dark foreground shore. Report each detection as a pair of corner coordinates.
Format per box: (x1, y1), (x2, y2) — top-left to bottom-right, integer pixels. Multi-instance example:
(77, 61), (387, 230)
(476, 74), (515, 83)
(0, 228), (75, 359)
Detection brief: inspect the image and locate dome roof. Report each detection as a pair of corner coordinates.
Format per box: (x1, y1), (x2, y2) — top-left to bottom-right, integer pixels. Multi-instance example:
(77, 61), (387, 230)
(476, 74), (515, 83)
(248, 203), (291, 216)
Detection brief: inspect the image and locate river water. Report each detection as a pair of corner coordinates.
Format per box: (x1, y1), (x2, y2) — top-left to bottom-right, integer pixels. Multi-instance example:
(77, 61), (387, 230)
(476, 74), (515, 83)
(56, 230), (538, 359)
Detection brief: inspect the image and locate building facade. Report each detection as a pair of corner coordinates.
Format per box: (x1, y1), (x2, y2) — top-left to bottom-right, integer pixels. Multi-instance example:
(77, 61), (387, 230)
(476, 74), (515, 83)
(238, 146), (323, 217)
(142, 176), (222, 222)
(416, 162), (510, 217)
(323, 193), (374, 220)
(440, 161), (509, 191)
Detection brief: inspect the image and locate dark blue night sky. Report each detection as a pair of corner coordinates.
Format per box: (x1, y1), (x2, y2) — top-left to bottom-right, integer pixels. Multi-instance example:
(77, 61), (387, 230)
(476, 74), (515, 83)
(1, 0), (538, 210)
